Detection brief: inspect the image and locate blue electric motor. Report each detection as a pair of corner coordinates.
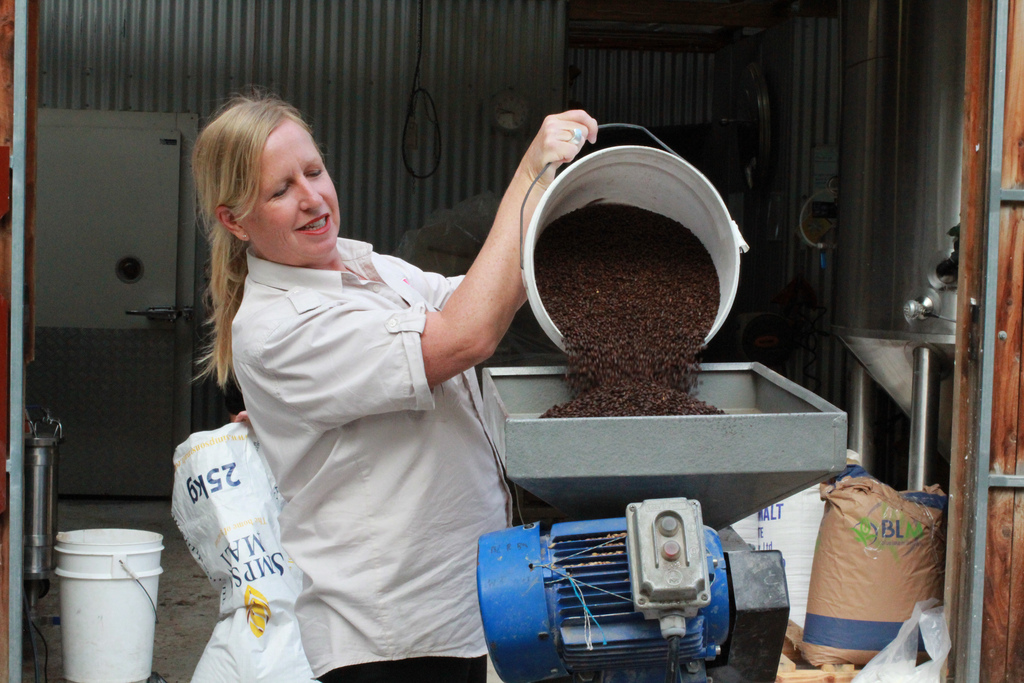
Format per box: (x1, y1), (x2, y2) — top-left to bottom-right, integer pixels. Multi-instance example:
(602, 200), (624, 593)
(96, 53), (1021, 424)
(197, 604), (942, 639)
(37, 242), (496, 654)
(478, 498), (789, 683)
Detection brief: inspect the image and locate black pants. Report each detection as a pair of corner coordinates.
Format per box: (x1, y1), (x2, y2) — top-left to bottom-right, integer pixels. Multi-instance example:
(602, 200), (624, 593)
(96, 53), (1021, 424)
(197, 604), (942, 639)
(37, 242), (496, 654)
(318, 655), (489, 683)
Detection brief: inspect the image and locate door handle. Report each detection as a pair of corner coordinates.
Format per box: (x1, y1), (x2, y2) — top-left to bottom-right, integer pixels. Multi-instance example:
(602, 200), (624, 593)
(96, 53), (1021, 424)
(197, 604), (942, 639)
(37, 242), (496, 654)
(124, 306), (194, 322)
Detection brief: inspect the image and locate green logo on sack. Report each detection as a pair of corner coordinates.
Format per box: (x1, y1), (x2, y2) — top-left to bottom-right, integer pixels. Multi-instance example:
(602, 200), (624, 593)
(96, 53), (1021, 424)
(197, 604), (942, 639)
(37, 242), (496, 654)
(849, 504), (928, 559)
(852, 517), (876, 546)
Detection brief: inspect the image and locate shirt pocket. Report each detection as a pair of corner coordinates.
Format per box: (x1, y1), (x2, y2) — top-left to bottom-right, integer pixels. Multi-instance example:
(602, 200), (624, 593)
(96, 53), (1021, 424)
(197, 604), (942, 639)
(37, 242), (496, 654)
(430, 377), (463, 421)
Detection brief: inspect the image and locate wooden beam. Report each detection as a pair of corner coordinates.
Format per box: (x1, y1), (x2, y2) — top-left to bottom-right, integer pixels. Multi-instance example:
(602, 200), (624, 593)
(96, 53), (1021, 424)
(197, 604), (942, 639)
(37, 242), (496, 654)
(24, 0), (35, 364)
(568, 26), (730, 52)
(0, 0), (13, 673)
(980, 0), (1024, 678)
(0, 0), (35, 677)
(568, 0), (788, 28)
(959, 0), (1024, 679)
(946, 0), (995, 678)
(793, 0), (838, 19)
(567, 0), (835, 29)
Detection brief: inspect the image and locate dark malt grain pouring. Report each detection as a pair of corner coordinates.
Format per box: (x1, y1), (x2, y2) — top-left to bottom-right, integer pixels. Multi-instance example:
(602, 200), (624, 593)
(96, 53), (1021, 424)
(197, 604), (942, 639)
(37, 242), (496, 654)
(533, 203), (722, 418)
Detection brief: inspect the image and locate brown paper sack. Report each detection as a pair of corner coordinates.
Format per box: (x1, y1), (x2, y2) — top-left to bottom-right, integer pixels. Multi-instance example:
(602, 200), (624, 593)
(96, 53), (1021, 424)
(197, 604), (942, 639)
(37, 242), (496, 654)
(799, 469), (946, 667)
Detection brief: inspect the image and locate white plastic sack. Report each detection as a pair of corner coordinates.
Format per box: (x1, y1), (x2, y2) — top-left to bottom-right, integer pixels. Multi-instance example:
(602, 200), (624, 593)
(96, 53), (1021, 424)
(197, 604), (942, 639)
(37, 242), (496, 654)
(852, 599), (950, 683)
(172, 422), (315, 682)
(728, 485), (824, 628)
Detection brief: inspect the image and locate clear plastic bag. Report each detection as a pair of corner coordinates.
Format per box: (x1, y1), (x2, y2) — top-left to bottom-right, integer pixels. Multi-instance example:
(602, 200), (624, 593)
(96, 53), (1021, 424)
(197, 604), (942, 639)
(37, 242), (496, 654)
(852, 599), (950, 683)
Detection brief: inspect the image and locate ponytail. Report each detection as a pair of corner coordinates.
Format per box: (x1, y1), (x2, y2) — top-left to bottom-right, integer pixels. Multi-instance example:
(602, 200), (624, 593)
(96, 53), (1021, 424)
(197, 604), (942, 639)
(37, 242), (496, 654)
(192, 92), (310, 387)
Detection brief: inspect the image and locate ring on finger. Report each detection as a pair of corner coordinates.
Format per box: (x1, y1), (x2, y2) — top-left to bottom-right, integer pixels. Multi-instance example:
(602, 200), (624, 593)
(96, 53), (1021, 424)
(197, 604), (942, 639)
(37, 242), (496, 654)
(566, 128), (583, 145)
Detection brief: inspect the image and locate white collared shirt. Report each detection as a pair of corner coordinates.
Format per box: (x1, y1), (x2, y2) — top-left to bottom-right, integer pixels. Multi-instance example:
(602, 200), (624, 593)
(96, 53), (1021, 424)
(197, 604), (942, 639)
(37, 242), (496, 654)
(231, 238), (510, 676)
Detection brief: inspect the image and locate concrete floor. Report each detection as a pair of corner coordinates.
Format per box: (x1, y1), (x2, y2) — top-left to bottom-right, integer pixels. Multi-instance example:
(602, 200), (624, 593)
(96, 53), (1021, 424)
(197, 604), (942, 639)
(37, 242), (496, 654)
(21, 499), (501, 682)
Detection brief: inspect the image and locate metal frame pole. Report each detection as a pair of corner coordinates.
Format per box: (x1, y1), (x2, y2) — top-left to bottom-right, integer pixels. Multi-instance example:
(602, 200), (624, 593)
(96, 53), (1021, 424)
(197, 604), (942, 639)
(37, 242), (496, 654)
(8, 0), (29, 678)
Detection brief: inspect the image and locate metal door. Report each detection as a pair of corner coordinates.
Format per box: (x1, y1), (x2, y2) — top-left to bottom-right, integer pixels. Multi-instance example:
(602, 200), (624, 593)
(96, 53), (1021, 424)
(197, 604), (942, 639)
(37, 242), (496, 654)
(28, 109), (197, 496)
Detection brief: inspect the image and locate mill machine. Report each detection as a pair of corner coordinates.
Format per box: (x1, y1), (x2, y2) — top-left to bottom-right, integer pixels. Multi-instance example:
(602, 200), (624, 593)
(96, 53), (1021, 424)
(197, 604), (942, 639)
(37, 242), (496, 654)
(476, 146), (848, 683)
(477, 364), (846, 683)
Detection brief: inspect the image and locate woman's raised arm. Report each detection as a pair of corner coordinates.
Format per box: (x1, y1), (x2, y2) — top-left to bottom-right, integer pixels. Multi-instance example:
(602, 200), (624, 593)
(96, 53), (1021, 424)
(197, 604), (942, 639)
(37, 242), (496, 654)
(420, 110), (598, 388)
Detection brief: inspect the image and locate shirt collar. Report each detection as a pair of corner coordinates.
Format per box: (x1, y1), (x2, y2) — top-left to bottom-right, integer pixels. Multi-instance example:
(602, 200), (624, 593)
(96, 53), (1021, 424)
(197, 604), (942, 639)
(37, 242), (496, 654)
(246, 238), (376, 291)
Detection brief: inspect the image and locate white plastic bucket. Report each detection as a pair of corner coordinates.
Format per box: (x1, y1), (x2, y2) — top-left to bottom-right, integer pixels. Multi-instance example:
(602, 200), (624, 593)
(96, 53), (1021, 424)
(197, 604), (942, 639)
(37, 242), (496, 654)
(523, 146), (749, 350)
(55, 529), (164, 683)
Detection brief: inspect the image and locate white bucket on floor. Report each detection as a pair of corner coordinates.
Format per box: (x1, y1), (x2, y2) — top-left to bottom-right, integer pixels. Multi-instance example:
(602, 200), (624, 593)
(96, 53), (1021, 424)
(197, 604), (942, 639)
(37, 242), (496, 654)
(523, 145), (748, 350)
(55, 528), (164, 683)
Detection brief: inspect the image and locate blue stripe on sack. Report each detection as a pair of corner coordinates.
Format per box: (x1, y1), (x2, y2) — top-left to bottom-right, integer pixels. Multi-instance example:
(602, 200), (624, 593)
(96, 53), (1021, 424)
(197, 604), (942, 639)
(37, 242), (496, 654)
(803, 614), (925, 651)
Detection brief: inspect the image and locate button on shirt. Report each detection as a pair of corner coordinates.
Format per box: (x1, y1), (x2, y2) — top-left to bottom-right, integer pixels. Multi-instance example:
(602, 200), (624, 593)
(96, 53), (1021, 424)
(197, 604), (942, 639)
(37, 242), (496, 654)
(231, 239), (510, 676)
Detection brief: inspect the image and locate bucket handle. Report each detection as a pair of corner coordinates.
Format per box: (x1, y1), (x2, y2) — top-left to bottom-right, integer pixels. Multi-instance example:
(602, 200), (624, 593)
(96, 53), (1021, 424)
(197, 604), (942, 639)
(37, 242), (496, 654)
(518, 123), (680, 270)
(115, 556), (159, 623)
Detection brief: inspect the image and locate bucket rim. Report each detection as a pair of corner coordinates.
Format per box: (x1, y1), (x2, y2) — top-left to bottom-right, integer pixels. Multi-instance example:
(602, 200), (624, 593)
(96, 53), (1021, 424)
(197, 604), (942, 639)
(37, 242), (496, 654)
(55, 566), (163, 580)
(55, 544), (164, 556)
(56, 528), (164, 547)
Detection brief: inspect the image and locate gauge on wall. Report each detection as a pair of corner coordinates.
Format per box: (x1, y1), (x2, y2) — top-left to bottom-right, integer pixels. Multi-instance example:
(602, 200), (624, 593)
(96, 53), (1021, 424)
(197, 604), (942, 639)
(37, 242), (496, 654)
(491, 90), (529, 133)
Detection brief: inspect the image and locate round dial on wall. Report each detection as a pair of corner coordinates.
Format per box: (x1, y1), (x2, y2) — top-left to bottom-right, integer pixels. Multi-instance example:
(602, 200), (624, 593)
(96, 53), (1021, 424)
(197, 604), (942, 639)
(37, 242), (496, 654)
(491, 90), (529, 133)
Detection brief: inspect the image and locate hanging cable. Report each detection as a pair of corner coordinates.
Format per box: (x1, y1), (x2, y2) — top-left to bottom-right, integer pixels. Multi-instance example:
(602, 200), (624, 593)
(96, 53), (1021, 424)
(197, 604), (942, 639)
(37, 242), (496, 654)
(401, 0), (442, 179)
(24, 591), (48, 683)
(664, 634), (681, 683)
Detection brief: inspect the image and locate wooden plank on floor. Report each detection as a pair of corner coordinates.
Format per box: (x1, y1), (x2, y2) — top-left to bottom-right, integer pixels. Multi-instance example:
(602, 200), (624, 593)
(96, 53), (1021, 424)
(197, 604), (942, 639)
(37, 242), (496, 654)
(776, 663), (858, 683)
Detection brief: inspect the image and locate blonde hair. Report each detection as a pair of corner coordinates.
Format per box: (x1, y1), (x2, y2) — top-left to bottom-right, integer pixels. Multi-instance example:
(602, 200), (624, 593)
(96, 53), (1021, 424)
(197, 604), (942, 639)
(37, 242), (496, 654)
(192, 93), (312, 388)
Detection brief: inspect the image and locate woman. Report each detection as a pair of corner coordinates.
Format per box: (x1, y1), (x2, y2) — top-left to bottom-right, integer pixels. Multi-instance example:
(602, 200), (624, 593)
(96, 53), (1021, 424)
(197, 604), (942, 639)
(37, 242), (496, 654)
(192, 93), (596, 683)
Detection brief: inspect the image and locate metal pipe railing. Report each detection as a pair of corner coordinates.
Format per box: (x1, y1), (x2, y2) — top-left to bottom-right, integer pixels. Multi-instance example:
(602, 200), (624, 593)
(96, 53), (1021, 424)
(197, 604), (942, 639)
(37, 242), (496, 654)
(907, 346), (941, 491)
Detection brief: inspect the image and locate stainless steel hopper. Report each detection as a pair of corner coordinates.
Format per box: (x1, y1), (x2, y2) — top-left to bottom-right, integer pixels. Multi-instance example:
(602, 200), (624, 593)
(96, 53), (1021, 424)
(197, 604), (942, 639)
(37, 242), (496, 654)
(482, 362), (848, 529)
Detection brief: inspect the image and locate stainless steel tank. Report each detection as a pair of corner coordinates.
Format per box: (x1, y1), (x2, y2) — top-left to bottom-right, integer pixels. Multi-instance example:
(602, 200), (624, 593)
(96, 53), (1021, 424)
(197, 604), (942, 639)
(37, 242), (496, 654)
(834, 0), (967, 478)
(24, 413), (62, 605)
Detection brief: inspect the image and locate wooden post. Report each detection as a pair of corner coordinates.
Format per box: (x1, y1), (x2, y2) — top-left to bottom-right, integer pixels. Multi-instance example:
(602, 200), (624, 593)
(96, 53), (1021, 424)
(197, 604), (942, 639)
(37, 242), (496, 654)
(0, 0), (35, 678)
(985, 0), (1024, 676)
(0, 0), (15, 674)
(951, 0), (1024, 680)
(946, 0), (995, 676)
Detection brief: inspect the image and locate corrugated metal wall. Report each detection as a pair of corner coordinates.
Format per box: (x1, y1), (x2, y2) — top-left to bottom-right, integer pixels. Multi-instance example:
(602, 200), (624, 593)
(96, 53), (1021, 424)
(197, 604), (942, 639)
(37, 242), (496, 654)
(713, 18), (842, 400)
(774, 17), (842, 404)
(38, 0), (567, 253)
(749, 18), (843, 403)
(567, 49), (714, 126)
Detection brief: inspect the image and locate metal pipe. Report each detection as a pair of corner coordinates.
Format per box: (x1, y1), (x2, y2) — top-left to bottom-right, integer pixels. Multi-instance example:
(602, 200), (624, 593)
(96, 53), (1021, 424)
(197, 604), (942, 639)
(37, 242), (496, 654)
(23, 418), (61, 606)
(907, 346), (941, 490)
(846, 361), (876, 474)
